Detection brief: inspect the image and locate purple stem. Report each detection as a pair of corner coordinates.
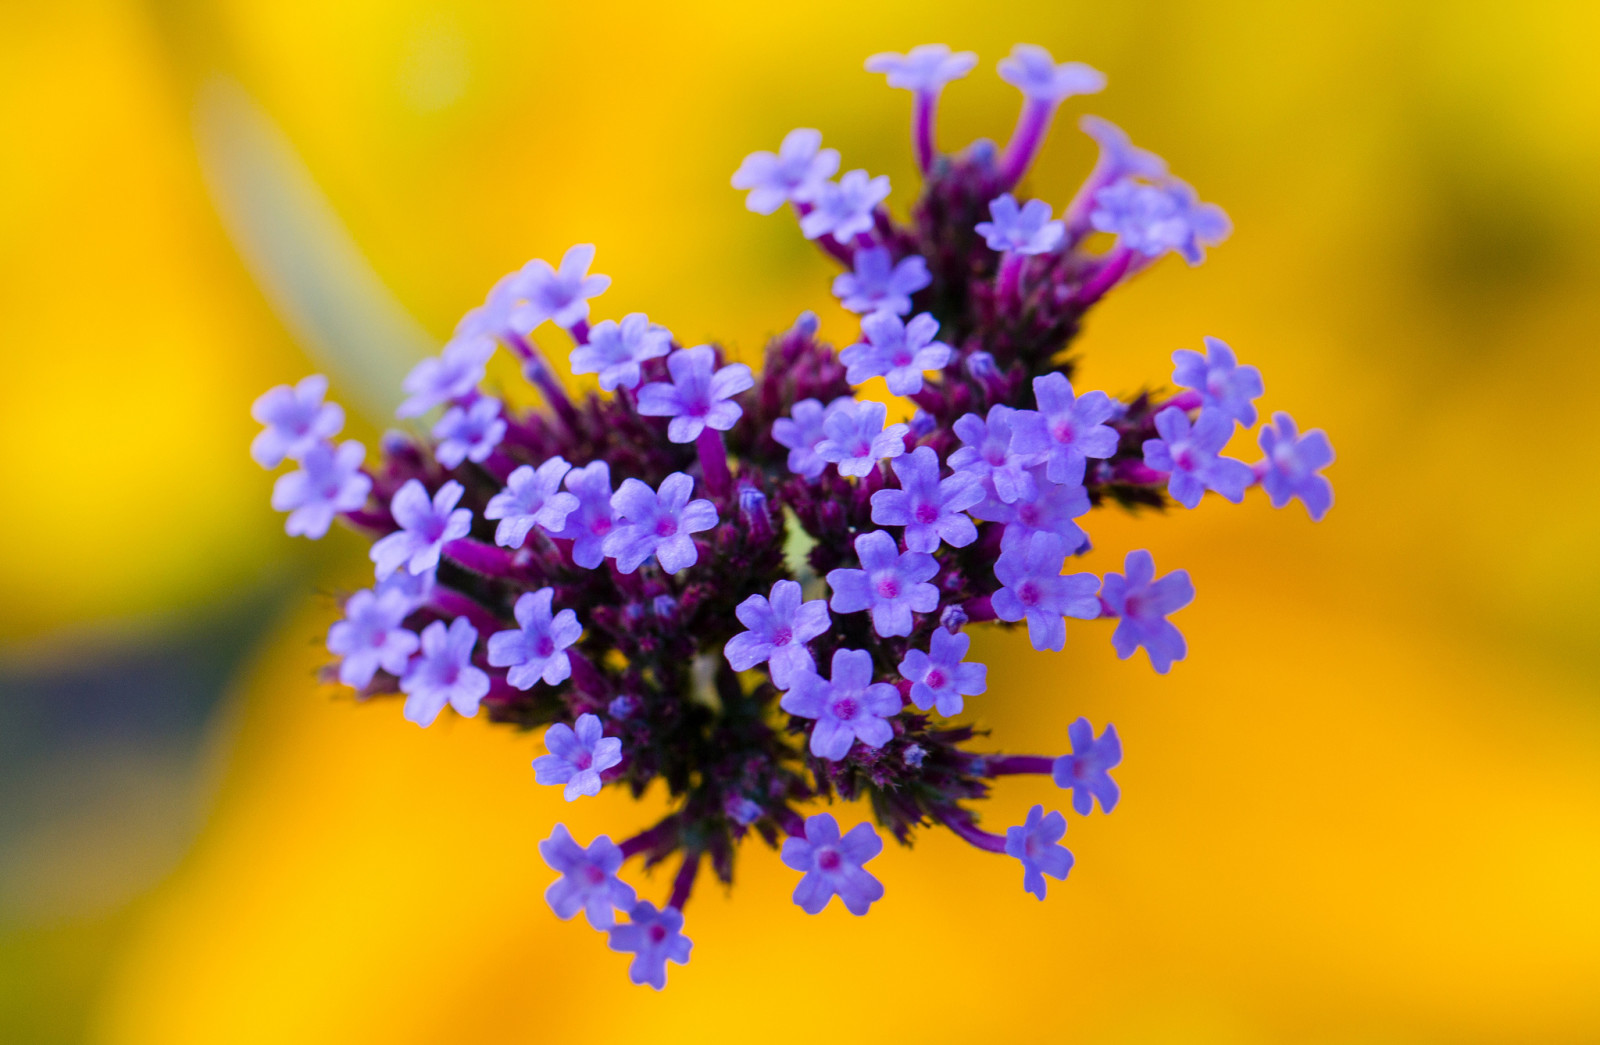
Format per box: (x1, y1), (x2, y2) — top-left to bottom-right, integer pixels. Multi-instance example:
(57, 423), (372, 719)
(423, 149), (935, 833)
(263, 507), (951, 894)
(567, 319), (590, 345)
(1061, 167), (1114, 247)
(696, 427), (733, 498)
(342, 507), (394, 534)
(776, 808), (807, 838)
(443, 537), (517, 578)
(504, 331), (581, 431)
(985, 755), (1055, 776)
(427, 586), (506, 638)
(999, 97), (1057, 188)
(943, 812), (1008, 854)
(1110, 459), (1168, 485)
(962, 594), (996, 623)
(667, 851), (701, 911)
(995, 251), (1025, 302)
(913, 89), (939, 172)
(1071, 248), (1135, 308)
(619, 817), (679, 860)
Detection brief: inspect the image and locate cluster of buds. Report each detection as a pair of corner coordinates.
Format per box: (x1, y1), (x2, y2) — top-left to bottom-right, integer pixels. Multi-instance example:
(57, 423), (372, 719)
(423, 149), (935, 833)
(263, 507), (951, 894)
(252, 42), (1333, 990)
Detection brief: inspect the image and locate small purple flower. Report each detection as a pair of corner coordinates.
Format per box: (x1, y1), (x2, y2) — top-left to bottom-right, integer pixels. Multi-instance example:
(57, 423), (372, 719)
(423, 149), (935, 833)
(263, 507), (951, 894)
(864, 44), (977, 93)
(520, 244), (610, 330)
(540, 825), (635, 929)
(731, 128), (839, 215)
(400, 617), (490, 726)
(370, 479), (472, 580)
(724, 579), (832, 688)
(972, 469), (1091, 553)
(549, 460), (616, 569)
(975, 193), (1065, 255)
(1052, 718), (1122, 815)
(779, 648), (903, 760)
(251, 374), (344, 468)
(1257, 412), (1335, 521)
(570, 312), (672, 391)
(271, 440), (371, 539)
(1172, 336), (1264, 428)
(898, 627), (987, 716)
(831, 248), (931, 316)
(780, 813), (886, 915)
(773, 396), (855, 479)
(1099, 549), (1194, 674)
(991, 532), (1101, 653)
(375, 564), (435, 611)
(533, 713), (622, 800)
(603, 472), (718, 575)
(397, 335), (495, 418)
(870, 445), (983, 552)
(839, 311), (952, 396)
(1091, 178), (1231, 265)
(825, 529), (940, 638)
(431, 396), (506, 468)
(814, 399), (909, 478)
(326, 587), (419, 689)
(1005, 805), (1074, 900)
(608, 901), (691, 990)
(997, 44), (1106, 103)
(949, 405), (1043, 505)
(799, 169), (890, 242)
(487, 587), (582, 690)
(1142, 407), (1255, 509)
(483, 457), (580, 549)
(1011, 373), (1120, 486)
(1080, 114), (1168, 181)
(636, 345), (754, 444)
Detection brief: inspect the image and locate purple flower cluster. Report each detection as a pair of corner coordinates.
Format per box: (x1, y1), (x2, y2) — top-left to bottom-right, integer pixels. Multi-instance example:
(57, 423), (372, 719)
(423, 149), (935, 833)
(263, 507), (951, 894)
(251, 41), (1334, 989)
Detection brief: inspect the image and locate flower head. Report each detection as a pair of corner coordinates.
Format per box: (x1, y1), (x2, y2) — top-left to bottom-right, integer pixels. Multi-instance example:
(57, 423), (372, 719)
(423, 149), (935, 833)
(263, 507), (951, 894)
(603, 472), (719, 574)
(865, 44), (977, 93)
(832, 248), (931, 316)
(724, 579), (832, 688)
(799, 169), (891, 242)
(326, 587), (420, 689)
(1172, 337), (1264, 428)
(898, 627), (987, 716)
(839, 311), (952, 396)
(520, 244), (611, 330)
(483, 457), (580, 549)
(541, 825), (635, 929)
(398, 335), (495, 418)
(781, 813), (886, 914)
(1142, 407), (1255, 509)
(815, 400), (909, 478)
(975, 193), (1066, 255)
(1099, 549), (1193, 673)
(1005, 805), (1074, 900)
(1091, 178), (1231, 265)
(400, 617), (489, 726)
(826, 530), (940, 638)
(534, 713), (622, 800)
(997, 44), (1105, 103)
(773, 396), (855, 479)
(1011, 373), (1120, 486)
(1052, 718), (1122, 815)
(251, 374), (344, 468)
(549, 460), (616, 569)
(432, 396), (506, 468)
(370, 479), (473, 580)
(870, 445), (983, 552)
(949, 405), (1043, 505)
(570, 312), (673, 391)
(1257, 412), (1335, 521)
(991, 532), (1101, 652)
(270, 439), (371, 539)
(732, 128), (839, 215)
(608, 901), (691, 990)
(779, 648), (903, 760)
(487, 587), (582, 690)
(636, 345), (754, 444)
(972, 469), (1091, 553)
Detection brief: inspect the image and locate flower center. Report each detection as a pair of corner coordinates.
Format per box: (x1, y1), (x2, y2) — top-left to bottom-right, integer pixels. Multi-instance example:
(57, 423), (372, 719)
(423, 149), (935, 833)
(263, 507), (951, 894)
(573, 752), (592, 770)
(831, 697), (859, 721)
(875, 576), (901, 599)
(592, 517), (613, 536)
(583, 865), (606, 885)
(535, 636), (555, 658)
(1017, 503), (1040, 526)
(913, 502), (939, 524)
(1051, 420), (1075, 445)
(891, 349), (913, 368)
(1175, 447), (1199, 471)
(1017, 581), (1040, 607)
(817, 848), (842, 871)
(655, 517), (680, 538)
(925, 668), (947, 689)
(648, 924), (668, 944)
(772, 626), (793, 647)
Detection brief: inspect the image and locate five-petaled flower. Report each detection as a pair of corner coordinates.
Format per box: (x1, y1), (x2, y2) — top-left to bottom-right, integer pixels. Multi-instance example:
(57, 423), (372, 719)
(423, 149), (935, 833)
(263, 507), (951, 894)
(772, 396), (855, 479)
(1099, 549), (1194, 674)
(1052, 718), (1122, 814)
(370, 479), (473, 580)
(1005, 804), (1074, 900)
(1142, 407), (1255, 509)
(570, 312), (673, 391)
(251, 374), (344, 468)
(398, 335), (495, 418)
(991, 532), (1101, 652)
(826, 530), (941, 638)
(1011, 373), (1120, 486)
(636, 345), (754, 444)
(1257, 412), (1335, 521)
(1172, 336), (1264, 428)
(839, 311), (952, 395)
(997, 43), (1107, 103)
(484, 457), (580, 549)
(831, 247), (931, 316)
(540, 825), (635, 929)
(487, 587), (582, 690)
(972, 468), (1091, 553)
(724, 579), (832, 688)
(780, 648), (903, 760)
(814, 400), (909, 478)
(781, 813), (886, 914)
(949, 405), (1042, 505)
(1091, 178), (1231, 266)
(608, 901), (692, 991)
(520, 244), (611, 330)
(898, 627), (987, 716)
(432, 396), (506, 468)
(864, 44), (977, 93)
(533, 713), (622, 800)
(271, 439), (371, 539)
(326, 587), (419, 689)
(799, 169), (891, 242)
(870, 445), (983, 552)
(975, 193), (1066, 255)
(603, 472), (718, 574)
(549, 460), (617, 569)
(400, 617), (490, 727)
(732, 128), (839, 215)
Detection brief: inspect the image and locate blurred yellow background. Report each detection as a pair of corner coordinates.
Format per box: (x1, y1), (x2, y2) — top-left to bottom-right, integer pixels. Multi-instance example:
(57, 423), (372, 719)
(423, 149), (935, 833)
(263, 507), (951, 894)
(3, 0), (1599, 1041)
